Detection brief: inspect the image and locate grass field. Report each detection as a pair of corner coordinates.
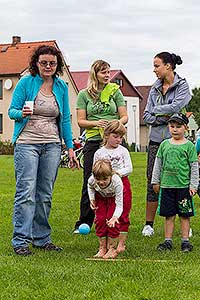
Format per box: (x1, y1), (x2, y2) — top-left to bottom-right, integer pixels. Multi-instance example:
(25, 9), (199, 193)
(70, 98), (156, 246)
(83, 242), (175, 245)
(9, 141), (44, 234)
(0, 153), (200, 300)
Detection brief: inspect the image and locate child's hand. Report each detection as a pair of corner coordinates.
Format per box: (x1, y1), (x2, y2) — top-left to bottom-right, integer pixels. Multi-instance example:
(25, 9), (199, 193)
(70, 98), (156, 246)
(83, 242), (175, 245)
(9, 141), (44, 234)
(90, 200), (98, 210)
(106, 216), (119, 228)
(153, 184), (160, 194)
(189, 189), (197, 197)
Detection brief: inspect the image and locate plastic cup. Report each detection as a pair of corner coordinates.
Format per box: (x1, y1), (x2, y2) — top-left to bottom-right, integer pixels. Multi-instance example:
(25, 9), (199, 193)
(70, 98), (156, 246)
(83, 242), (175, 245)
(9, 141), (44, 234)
(25, 101), (34, 113)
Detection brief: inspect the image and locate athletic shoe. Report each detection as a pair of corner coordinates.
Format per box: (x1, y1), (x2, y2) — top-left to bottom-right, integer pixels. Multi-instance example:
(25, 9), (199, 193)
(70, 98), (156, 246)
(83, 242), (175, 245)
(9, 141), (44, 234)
(73, 228), (80, 234)
(181, 241), (193, 252)
(33, 242), (63, 252)
(189, 228), (193, 238)
(157, 240), (172, 251)
(14, 247), (32, 256)
(142, 225), (154, 237)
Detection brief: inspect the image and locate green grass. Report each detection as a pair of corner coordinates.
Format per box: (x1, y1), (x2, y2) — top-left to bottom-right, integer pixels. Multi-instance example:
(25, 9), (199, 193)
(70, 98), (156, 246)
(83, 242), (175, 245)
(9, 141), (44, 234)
(0, 153), (200, 300)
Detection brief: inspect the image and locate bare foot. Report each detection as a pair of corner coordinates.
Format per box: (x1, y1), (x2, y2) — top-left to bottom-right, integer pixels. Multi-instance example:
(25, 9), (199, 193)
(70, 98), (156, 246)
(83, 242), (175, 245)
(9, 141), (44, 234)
(94, 248), (107, 258)
(103, 248), (118, 259)
(116, 243), (126, 253)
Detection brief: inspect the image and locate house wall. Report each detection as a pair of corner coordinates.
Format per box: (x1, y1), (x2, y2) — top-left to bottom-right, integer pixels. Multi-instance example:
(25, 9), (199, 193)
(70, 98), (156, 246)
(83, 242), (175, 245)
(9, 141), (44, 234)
(111, 73), (142, 149)
(0, 71), (80, 143)
(125, 96), (140, 149)
(0, 76), (17, 141)
(188, 115), (198, 141)
(140, 125), (149, 152)
(60, 72), (79, 138)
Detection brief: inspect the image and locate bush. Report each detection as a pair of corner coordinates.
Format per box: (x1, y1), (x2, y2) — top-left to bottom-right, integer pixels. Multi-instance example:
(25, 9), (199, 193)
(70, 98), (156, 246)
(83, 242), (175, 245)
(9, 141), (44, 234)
(0, 140), (14, 155)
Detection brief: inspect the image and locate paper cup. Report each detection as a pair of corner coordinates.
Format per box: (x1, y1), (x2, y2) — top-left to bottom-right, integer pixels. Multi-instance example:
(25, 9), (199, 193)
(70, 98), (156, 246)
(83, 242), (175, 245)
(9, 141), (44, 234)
(25, 101), (34, 112)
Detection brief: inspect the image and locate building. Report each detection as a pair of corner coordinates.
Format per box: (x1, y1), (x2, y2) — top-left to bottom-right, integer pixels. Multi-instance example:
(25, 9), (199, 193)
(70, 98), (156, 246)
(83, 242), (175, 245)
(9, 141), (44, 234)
(186, 112), (199, 141)
(0, 36), (79, 142)
(135, 85), (151, 151)
(71, 70), (143, 148)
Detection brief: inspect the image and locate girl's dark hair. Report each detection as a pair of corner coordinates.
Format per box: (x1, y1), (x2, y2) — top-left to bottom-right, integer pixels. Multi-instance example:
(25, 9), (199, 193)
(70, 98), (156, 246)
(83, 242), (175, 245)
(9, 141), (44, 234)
(155, 52), (183, 70)
(29, 45), (64, 76)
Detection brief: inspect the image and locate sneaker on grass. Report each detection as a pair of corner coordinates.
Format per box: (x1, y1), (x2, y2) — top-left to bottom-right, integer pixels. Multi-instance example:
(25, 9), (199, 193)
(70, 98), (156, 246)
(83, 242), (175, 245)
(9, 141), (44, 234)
(181, 241), (193, 252)
(157, 240), (172, 251)
(142, 225), (154, 237)
(14, 247), (32, 256)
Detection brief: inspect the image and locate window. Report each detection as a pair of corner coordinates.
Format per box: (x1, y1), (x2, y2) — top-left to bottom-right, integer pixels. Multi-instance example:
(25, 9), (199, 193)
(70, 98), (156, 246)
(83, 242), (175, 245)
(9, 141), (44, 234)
(0, 114), (2, 133)
(0, 80), (2, 99)
(114, 78), (123, 87)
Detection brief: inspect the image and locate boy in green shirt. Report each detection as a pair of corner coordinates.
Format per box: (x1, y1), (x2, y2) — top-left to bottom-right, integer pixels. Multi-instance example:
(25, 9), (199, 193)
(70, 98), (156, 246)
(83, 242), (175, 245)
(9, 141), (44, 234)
(151, 113), (199, 252)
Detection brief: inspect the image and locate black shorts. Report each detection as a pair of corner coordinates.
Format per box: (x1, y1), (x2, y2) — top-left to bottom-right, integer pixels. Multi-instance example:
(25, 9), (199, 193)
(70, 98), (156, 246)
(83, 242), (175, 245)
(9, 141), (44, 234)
(146, 141), (160, 202)
(158, 187), (195, 217)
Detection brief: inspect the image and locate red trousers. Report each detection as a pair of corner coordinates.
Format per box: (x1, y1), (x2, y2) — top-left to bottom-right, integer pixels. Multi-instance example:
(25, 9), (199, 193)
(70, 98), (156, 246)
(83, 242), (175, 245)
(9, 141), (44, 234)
(94, 192), (120, 238)
(94, 176), (132, 237)
(119, 176), (132, 232)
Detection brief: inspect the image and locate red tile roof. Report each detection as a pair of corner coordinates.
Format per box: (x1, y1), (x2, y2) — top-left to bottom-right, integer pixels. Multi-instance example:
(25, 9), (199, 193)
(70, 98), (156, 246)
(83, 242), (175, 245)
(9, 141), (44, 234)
(186, 112), (193, 118)
(0, 40), (57, 75)
(70, 71), (88, 90)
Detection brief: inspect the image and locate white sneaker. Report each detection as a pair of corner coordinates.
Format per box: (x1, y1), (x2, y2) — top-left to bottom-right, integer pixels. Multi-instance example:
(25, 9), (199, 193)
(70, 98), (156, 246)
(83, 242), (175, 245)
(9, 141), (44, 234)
(189, 228), (193, 238)
(142, 225), (154, 237)
(73, 228), (79, 234)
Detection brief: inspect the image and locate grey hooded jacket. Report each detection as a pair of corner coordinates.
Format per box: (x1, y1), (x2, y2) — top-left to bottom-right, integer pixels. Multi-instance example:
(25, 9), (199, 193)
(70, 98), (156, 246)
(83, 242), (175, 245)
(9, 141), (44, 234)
(143, 73), (191, 143)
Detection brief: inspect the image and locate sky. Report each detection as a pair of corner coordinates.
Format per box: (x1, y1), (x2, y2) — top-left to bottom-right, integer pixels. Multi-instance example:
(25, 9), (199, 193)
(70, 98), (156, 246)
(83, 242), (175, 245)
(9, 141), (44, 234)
(1, 0), (200, 89)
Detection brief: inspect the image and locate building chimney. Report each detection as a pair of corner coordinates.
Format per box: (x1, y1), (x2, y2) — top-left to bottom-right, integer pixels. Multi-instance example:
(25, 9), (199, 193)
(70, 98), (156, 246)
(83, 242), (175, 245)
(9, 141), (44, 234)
(12, 36), (21, 45)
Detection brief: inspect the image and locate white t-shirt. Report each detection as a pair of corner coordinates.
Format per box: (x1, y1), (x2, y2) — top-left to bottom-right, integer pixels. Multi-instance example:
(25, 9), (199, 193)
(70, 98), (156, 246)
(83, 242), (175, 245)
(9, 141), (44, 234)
(87, 173), (123, 218)
(94, 145), (132, 177)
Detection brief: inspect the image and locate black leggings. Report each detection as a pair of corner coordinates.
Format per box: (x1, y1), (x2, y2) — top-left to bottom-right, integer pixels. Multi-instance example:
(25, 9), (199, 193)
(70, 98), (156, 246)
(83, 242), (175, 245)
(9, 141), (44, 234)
(75, 140), (101, 228)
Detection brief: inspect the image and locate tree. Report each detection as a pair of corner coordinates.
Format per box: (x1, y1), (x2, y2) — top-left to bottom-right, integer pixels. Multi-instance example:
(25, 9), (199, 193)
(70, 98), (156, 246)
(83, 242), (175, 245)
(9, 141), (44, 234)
(187, 87), (200, 128)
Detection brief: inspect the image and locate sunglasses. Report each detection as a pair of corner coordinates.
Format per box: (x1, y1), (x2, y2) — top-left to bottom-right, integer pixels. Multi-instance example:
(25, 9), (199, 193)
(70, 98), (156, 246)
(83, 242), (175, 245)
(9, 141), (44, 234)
(38, 60), (57, 67)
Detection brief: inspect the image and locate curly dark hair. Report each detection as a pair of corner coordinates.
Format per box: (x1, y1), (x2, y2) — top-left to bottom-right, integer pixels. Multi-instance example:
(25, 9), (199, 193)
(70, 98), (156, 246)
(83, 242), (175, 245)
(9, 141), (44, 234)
(29, 45), (64, 76)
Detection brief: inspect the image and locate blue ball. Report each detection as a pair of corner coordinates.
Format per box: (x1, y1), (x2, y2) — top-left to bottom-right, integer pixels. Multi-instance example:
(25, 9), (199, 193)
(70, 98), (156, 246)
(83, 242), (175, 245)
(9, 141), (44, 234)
(79, 223), (90, 235)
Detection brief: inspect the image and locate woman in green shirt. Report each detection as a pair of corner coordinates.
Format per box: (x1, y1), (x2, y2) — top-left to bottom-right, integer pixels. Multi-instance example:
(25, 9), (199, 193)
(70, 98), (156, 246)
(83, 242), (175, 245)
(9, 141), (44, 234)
(73, 60), (128, 233)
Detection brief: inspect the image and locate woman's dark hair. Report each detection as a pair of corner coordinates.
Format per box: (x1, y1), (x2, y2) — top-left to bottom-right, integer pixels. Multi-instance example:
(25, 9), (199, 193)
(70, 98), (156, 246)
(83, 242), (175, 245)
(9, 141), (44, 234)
(155, 52), (183, 70)
(29, 45), (64, 76)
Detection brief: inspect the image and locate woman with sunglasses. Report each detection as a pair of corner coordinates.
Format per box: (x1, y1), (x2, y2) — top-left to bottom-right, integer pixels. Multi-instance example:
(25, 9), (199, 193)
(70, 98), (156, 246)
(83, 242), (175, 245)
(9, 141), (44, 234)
(8, 45), (78, 256)
(142, 52), (192, 237)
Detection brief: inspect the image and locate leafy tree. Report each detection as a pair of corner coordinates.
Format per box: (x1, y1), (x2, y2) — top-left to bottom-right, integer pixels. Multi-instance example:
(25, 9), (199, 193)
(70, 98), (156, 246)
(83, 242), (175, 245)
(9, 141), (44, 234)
(187, 87), (200, 128)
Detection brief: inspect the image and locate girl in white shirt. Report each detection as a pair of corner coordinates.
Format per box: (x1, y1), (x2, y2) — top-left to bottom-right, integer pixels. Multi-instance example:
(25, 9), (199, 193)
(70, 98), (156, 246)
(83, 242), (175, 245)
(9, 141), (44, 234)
(94, 120), (132, 253)
(88, 159), (123, 259)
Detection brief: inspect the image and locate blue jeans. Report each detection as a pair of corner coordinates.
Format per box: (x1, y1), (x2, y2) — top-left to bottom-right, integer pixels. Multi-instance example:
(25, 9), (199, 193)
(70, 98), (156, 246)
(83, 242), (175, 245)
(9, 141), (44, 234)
(12, 143), (61, 248)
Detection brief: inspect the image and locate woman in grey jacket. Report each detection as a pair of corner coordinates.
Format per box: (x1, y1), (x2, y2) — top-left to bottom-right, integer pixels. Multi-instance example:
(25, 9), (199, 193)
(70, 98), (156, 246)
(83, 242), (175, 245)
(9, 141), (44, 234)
(142, 52), (191, 237)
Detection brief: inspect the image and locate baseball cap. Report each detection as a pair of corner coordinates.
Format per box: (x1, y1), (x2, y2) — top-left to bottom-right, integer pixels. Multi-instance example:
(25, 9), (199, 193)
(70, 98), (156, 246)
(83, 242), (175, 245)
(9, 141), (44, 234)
(168, 113), (189, 125)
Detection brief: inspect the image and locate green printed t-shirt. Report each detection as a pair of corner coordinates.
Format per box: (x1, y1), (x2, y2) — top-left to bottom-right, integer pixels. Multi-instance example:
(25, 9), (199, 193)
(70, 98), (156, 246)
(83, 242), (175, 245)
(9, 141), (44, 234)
(157, 139), (198, 188)
(76, 89), (125, 140)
